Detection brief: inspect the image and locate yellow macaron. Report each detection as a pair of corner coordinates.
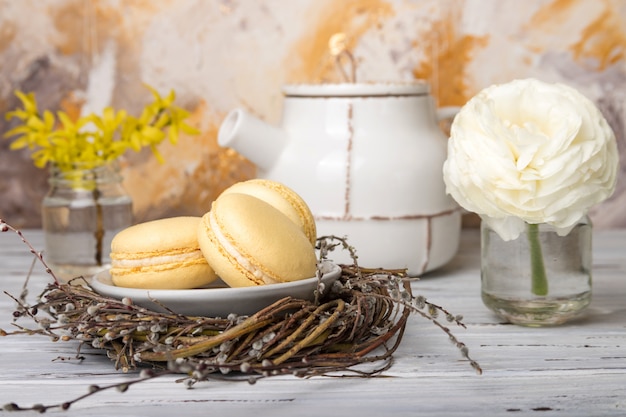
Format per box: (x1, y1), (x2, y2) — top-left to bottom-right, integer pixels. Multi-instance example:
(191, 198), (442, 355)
(110, 216), (217, 289)
(220, 179), (317, 245)
(197, 193), (318, 288)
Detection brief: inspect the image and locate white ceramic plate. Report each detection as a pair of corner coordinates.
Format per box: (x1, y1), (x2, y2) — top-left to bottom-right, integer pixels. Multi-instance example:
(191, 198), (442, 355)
(90, 262), (341, 317)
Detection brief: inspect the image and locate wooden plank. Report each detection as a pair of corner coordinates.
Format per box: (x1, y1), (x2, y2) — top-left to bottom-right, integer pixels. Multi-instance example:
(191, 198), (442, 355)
(1, 228), (625, 416)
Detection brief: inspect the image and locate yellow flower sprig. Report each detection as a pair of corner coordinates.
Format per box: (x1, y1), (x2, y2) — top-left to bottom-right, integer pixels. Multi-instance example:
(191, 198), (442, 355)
(3, 85), (199, 172)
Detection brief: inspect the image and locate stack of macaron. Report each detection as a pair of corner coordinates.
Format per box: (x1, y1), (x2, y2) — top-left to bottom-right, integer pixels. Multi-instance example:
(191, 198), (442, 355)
(109, 179), (318, 290)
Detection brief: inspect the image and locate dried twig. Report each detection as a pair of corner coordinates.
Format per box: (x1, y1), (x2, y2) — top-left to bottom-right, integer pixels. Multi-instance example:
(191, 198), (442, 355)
(0, 219), (481, 412)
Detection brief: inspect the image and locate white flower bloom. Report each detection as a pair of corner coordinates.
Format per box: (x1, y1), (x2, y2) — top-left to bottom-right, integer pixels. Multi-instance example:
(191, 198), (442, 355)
(443, 78), (619, 240)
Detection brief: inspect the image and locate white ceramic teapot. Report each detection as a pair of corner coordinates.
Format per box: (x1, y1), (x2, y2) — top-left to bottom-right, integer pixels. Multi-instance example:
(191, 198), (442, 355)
(217, 82), (461, 275)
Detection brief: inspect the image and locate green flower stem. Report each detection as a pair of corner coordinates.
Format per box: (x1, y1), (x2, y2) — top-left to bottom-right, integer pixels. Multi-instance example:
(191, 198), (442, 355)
(527, 223), (548, 296)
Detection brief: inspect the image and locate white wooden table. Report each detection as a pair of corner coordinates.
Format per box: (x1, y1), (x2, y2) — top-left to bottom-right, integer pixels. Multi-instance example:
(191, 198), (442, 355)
(1, 228), (624, 416)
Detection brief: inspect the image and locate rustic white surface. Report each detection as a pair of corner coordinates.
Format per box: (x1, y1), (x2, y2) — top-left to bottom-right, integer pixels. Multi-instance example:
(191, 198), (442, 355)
(0, 228), (625, 416)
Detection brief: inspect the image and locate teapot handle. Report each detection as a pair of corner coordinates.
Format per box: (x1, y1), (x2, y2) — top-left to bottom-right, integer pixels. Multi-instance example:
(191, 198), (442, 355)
(436, 106), (461, 122)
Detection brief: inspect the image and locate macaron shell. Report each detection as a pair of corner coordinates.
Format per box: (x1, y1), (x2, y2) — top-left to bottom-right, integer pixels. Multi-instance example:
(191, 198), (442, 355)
(221, 179), (317, 245)
(111, 262), (216, 290)
(110, 216), (217, 289)
(198, 193), (317, 288)
(112, 216), (202, 253)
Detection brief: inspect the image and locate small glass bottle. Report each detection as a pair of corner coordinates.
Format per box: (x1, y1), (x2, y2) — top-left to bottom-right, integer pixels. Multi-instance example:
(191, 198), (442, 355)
(480, 216), (592, 326)
(41, 162), (133, 282)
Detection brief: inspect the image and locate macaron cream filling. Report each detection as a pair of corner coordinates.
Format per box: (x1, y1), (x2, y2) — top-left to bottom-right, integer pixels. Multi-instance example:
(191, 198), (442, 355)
(111, 249), (205, 271)
(209, 209), (279, 285)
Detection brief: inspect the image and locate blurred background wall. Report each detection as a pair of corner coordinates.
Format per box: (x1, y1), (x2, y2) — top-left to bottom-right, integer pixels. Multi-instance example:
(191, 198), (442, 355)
(1, 0), (625, 228)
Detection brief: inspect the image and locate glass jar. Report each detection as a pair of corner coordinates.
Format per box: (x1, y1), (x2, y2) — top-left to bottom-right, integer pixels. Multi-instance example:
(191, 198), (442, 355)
(41, 162), (133, 281)
(480, 216), (592, 326)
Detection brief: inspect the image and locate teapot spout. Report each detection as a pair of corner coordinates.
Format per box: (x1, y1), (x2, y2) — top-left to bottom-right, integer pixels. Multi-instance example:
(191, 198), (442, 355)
(218, 109), (287, 172)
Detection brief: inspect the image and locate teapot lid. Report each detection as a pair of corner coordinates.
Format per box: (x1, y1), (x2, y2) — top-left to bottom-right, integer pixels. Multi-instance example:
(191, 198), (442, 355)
(282, 82), (430, 97)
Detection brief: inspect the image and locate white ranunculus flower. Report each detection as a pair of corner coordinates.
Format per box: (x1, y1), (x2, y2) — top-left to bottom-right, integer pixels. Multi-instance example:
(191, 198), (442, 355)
(443, 78), (619, 241)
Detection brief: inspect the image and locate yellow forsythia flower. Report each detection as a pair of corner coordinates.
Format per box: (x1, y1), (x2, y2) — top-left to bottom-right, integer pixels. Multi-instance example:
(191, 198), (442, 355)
(3, 85), (199, 172)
